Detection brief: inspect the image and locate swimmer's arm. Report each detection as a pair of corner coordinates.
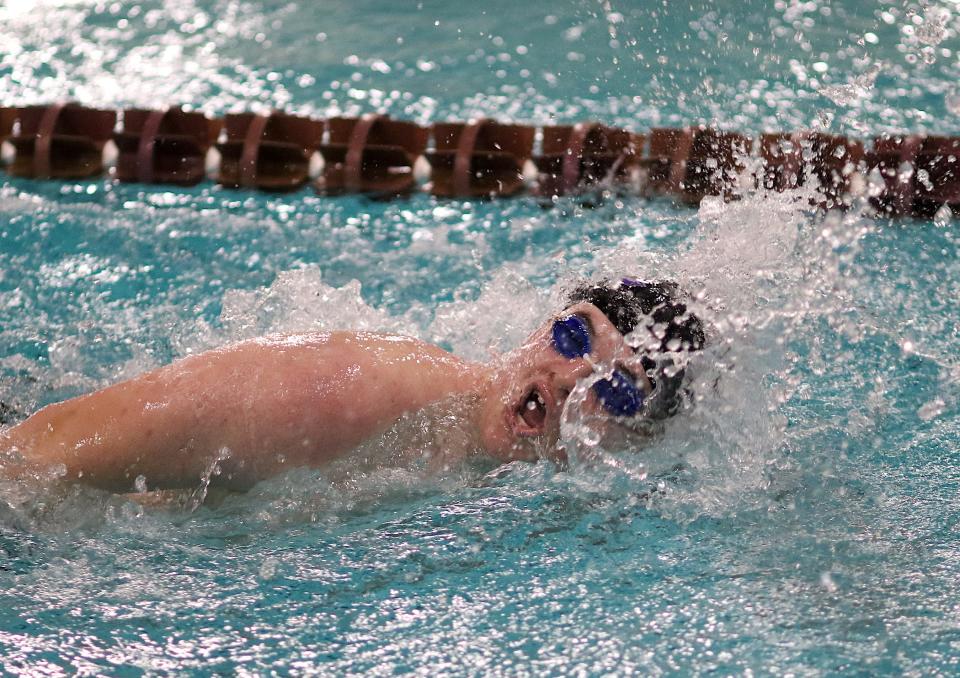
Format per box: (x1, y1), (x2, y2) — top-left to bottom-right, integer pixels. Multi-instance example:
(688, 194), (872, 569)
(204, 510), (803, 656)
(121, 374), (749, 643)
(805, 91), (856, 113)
(0, 332), (470, 492)
(0, 341), (302, 492)
(0, 367), (207, 492)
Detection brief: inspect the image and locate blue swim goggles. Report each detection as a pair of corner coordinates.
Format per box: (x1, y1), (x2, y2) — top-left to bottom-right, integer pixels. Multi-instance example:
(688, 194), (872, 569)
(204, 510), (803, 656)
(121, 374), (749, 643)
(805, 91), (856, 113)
(552, 314), (645, 417)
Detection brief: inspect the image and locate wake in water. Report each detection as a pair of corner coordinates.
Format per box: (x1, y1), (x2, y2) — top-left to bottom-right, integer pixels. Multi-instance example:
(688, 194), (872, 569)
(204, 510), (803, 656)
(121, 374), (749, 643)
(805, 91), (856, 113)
(1, 174), (957, 535)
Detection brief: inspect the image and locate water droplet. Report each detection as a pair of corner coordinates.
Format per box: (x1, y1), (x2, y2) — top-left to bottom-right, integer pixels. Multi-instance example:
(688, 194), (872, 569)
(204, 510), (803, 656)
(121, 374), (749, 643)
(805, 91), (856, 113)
(946, 91), (960, 115)
(581, 426), (601, 447)
(934, 204), (953, 227)
(917, 6), (949, 47)
(698, 195), (725, 221)
(866, 167), (886, 197)
(820, 571), (838, 592)
(918, 398), (946, 421)
(259, 557), (279, 580)
(898, 161), (914, 183)
(817, 64), (879, 106)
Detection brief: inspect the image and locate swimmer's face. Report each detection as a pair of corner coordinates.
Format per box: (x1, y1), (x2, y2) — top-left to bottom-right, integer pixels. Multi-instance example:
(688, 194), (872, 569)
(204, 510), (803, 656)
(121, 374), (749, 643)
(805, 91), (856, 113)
(479, 302), (654, 463)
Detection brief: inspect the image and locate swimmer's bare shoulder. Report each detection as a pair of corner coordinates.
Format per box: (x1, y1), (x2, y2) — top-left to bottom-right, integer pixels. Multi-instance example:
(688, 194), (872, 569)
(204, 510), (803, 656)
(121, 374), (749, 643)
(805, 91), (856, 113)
(0, 331), (485, 492)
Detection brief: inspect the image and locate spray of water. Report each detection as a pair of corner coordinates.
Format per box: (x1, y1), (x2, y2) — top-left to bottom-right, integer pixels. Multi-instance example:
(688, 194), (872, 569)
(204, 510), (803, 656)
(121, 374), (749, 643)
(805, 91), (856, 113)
(547, 161), (899, 520)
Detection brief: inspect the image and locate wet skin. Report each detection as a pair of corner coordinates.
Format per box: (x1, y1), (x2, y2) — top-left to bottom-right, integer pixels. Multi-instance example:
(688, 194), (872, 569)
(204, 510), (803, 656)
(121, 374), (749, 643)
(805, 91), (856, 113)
(0, 303), (651, 492)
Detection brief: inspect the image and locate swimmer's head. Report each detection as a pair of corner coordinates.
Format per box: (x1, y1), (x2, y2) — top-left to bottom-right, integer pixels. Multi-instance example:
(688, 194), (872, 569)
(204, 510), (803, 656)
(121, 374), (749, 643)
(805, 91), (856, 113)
(476, 278), (705, 463)
(566, 277), (705, 419)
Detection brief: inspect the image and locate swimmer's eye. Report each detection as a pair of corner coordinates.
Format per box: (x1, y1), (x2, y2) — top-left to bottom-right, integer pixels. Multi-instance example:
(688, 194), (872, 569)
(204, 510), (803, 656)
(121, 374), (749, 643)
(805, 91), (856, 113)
(552, 314), (592, 359)
(593, 367), (645, 417)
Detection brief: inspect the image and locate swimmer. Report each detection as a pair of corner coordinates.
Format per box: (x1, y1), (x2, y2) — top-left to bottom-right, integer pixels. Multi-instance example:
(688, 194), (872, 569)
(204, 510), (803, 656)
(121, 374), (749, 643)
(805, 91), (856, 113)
(0, 279), (704, 493)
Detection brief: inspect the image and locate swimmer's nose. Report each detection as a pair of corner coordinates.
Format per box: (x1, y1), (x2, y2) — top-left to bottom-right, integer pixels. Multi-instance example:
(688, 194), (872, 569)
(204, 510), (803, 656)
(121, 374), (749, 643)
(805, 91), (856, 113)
(549, 356), (595, 393)
(548, 347), (653, 396)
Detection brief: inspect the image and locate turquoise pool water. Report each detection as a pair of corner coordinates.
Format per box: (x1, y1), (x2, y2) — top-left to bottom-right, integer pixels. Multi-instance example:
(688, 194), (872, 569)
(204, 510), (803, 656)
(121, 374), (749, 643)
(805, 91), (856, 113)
(2, 0), (960, 673)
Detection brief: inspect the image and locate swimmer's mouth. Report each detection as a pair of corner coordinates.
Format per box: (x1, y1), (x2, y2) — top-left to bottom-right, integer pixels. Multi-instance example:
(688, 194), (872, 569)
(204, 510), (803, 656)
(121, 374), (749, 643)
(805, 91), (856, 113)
(512, 382), (551, 437)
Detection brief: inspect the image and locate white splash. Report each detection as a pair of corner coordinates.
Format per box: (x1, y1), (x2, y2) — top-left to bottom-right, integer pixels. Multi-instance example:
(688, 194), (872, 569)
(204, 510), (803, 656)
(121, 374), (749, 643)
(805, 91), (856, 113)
(818, 63), (881, 107)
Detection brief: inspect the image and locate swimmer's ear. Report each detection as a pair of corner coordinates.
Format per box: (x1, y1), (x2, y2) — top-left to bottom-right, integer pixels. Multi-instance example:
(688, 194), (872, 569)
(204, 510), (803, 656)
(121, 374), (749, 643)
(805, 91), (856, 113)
(642, 355), (698, 420)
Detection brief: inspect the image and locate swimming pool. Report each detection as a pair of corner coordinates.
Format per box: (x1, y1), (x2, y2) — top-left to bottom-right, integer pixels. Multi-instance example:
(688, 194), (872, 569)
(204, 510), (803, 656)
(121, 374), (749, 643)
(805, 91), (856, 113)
(2, 0), (960, 673)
